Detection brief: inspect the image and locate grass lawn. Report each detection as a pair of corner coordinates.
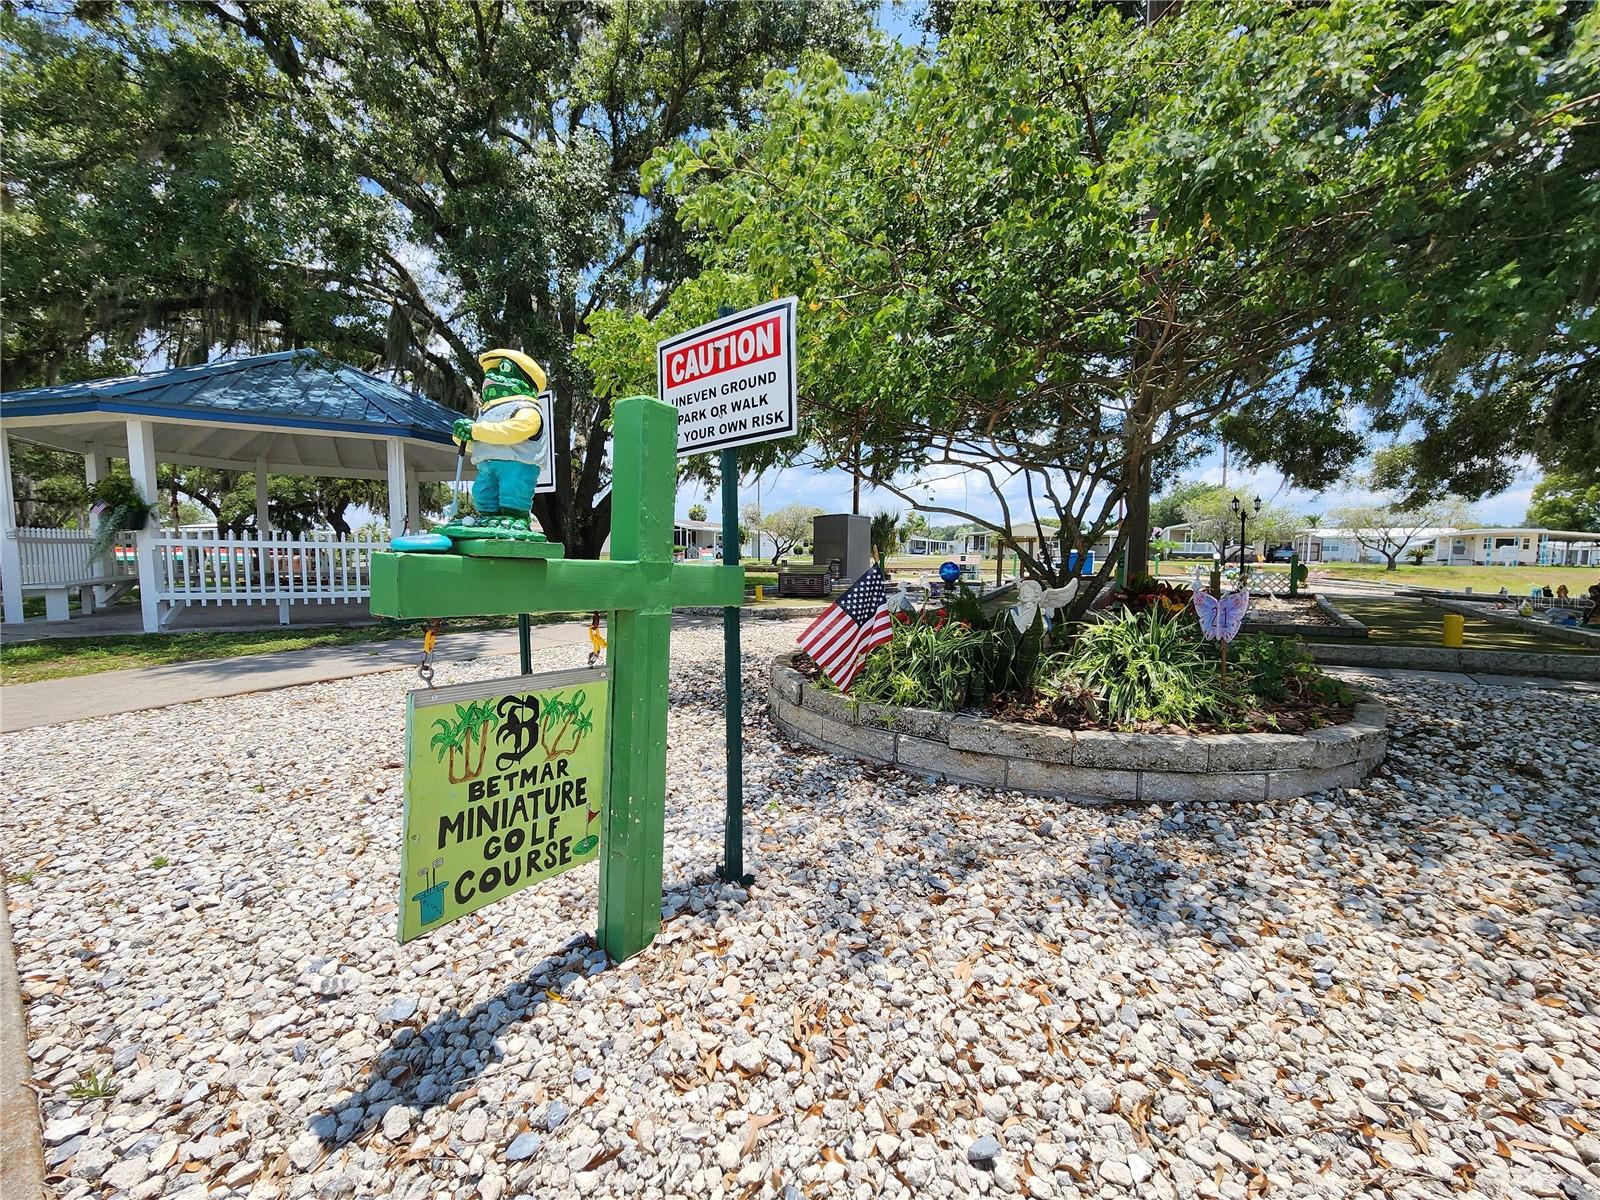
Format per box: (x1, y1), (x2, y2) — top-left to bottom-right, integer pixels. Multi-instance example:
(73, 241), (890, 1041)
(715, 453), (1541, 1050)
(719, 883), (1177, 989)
(1329, 595), (1597, 655)
(0, 618), (532, 687)
(1308, 562), (1598, 593)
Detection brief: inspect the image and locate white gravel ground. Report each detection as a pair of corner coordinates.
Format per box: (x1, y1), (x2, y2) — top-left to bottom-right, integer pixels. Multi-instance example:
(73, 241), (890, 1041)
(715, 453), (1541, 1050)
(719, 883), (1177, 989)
(2, 620), (1598, 1200)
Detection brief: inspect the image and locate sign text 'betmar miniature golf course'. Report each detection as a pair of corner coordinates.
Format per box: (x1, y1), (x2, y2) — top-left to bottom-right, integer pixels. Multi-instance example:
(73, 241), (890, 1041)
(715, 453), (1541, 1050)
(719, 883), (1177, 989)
(399, 667), (609, 943)
(370, 397), (744, 962)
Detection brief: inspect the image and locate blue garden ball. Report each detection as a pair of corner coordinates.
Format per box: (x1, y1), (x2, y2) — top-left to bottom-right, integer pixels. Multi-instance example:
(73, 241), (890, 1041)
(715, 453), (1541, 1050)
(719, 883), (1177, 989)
(939, 561), (961, 584)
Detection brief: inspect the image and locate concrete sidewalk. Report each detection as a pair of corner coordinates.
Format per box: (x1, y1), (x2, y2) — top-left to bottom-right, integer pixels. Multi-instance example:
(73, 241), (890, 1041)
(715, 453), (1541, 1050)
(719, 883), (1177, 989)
(0, 623), (592, 733)
(0, 883), (42, 1200)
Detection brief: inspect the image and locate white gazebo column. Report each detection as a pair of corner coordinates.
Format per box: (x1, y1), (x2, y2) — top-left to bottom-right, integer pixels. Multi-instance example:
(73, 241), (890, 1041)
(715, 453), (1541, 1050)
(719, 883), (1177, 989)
(405, 469), (421, 536)
(0, 431), (25, 625)
(254, 457), (271, 535)
(126, 418), (163, 633)
(82, 444), (112, 611)
(83, 443), (111, 489)
(386, 438), (408, 536)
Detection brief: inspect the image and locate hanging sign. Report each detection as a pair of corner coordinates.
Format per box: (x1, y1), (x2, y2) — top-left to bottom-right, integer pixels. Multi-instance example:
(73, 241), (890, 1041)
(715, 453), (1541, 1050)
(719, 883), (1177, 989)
(658, 297), (798, 456)
(399, 666), (608, 943)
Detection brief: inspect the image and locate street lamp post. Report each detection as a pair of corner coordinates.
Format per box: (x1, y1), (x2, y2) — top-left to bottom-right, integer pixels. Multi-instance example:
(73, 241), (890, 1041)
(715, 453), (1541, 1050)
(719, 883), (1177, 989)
(1231, 494), (1261, 582)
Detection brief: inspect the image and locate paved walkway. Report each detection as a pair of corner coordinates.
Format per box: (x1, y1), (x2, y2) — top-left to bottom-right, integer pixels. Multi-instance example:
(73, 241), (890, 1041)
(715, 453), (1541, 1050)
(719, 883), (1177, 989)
(0, 623), (595, 733)
(0, 612), (818, 733)
(5, 614), (1594, 735)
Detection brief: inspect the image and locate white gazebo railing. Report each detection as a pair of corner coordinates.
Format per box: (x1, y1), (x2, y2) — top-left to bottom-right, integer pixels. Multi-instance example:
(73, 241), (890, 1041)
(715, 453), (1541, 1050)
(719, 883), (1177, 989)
(148, 527), (389, 624)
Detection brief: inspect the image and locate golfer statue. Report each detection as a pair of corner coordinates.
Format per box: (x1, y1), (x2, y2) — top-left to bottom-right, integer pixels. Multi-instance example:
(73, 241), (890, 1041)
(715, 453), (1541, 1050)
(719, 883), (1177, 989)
(450, 348), (548, 539)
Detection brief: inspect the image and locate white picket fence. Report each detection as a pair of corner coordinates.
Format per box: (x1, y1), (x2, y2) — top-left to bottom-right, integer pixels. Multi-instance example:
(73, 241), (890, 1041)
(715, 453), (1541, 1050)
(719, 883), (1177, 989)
(13, 526), (138, 587)
(150, 528), (389, 607)
(1187, 564), (1297, 596)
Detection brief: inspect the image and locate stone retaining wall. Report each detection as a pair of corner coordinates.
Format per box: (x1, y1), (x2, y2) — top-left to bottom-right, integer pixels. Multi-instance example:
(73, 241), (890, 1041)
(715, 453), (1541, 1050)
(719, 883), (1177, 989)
(768, 655), (1387, 803)
(1314, 593), (1370, 637)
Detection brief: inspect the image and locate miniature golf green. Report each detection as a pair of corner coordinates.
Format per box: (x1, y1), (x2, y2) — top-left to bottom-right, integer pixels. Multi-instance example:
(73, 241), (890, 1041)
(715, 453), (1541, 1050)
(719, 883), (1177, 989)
(1330, 595), (1598, 655)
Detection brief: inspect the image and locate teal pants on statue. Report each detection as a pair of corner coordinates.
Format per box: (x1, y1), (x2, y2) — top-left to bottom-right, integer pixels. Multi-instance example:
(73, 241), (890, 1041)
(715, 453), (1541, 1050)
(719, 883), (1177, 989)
(472, 460), (540, 515)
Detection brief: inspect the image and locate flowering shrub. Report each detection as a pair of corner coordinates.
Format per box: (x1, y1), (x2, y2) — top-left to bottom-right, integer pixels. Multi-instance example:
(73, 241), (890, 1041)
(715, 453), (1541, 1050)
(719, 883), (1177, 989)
(1117, 574), (1194, 618)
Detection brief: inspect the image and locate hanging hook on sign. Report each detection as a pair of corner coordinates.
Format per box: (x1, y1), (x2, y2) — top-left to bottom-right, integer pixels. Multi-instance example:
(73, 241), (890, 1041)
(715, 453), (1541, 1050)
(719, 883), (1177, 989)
(418, 619), (442, 687)
(587, 612), (606, 668)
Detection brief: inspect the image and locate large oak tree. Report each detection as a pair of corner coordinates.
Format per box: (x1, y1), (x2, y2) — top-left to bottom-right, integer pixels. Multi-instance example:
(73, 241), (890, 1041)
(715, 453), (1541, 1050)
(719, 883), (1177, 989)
(2, 1), (872, 555)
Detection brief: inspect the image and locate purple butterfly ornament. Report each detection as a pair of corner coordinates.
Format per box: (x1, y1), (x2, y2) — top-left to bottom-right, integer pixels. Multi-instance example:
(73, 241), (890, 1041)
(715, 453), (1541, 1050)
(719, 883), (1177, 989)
(1194, 588), (1250, 643)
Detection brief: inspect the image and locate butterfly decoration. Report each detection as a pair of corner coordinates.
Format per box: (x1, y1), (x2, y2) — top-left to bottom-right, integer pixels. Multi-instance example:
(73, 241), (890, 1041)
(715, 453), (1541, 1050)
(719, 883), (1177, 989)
(1194, 588), (1250, 643)
(1010, 578), (1080, 633)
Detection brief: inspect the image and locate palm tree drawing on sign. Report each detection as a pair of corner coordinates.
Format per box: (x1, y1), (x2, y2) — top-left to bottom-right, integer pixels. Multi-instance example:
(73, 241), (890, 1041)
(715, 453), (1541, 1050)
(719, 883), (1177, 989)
(539, 689), (595, 761)
(431, 700), (499, 783)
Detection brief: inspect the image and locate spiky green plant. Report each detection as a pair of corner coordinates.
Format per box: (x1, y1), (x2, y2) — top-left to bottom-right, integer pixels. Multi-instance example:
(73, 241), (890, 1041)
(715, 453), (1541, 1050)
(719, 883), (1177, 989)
(1060, 607), (1236, 729)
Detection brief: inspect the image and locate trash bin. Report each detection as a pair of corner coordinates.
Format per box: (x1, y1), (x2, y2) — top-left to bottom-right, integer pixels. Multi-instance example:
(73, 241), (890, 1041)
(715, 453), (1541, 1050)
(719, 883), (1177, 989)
(1442, 613), (1464, 648)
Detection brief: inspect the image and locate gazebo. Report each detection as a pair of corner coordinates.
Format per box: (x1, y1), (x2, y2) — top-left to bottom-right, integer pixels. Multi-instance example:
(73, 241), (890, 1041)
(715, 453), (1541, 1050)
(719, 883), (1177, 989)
(0, 349), (470, 632)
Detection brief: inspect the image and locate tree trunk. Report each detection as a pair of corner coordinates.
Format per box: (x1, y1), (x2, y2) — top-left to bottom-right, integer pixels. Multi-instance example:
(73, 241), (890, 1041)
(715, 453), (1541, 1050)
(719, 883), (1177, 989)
(1119, 397), (1154, 584)
(1384, 552), (1398, 570)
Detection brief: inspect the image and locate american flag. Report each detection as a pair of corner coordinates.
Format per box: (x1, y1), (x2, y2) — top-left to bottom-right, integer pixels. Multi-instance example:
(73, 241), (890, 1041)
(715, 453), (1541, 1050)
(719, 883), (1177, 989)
(796, 563), (893, 692)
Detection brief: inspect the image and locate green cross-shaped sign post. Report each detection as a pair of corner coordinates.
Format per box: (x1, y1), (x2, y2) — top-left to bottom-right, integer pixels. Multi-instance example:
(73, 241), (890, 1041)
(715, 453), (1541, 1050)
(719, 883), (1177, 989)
(369, 397), (743, 962)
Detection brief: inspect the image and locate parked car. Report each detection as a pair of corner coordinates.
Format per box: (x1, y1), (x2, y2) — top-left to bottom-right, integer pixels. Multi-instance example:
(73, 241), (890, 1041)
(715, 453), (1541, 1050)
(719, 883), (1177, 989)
(1265, 545), (1296, 563)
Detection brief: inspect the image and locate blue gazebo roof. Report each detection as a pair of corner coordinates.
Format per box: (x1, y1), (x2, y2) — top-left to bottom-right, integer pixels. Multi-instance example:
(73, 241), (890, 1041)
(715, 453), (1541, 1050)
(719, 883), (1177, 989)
(0, 349), (456, 443)
(0, 349), (468, 480)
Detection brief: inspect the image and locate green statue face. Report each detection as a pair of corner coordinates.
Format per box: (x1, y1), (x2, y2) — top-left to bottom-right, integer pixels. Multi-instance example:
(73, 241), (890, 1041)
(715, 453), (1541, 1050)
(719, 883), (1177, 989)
(482, 360), (537, 407)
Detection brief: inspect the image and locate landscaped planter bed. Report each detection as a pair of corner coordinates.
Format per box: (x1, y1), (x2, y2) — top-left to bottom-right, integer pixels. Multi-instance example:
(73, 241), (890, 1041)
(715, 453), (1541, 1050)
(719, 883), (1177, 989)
(769, 653), (1387, 802)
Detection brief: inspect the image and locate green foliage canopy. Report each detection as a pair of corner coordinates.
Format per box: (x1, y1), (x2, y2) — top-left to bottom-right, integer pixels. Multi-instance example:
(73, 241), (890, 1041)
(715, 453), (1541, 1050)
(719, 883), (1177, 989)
(647, 0), (1597, 600)
(1177, 490), (1301, 551)
(1525, 472), (1600, 533)
(2, 0), (872, 556)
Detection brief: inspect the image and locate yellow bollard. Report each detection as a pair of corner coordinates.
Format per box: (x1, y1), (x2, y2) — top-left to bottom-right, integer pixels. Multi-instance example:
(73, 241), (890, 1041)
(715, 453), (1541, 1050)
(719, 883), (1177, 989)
(1441, 613), (1464, 648)
(754, 584), (765, 603)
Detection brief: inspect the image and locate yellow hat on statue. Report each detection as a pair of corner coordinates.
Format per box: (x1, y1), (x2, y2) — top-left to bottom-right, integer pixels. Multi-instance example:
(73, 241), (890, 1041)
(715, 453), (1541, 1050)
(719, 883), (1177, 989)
(478, 348), (548, 394)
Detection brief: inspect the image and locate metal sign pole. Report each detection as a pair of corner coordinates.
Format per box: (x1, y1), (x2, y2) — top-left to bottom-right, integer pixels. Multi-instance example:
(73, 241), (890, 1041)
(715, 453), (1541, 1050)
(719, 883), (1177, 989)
(718, 445), (749, 884)
(714, 299), (751, 885)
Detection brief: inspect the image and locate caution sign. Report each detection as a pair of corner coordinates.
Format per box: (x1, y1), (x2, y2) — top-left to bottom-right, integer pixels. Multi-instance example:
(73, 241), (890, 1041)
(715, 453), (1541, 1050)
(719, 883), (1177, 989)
(658, 298), (798, 457)
(399, 667), (608, 943)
